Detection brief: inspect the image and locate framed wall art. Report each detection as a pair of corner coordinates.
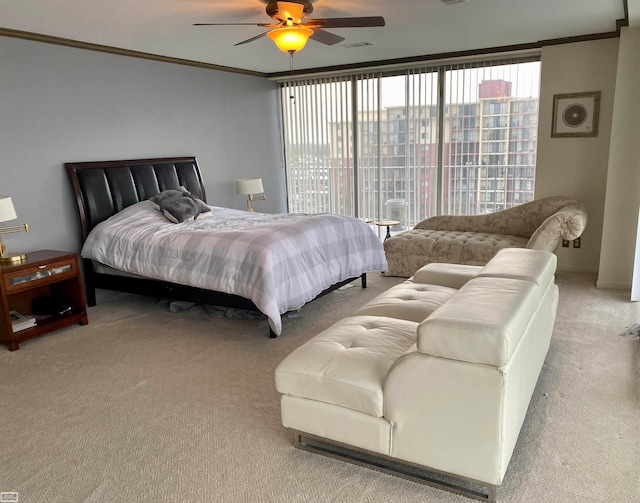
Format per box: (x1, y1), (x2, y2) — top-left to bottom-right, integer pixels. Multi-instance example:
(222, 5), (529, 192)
(551, 91), (601, 138)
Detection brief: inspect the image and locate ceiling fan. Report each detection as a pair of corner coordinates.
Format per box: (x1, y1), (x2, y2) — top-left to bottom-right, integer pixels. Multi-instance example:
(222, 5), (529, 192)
(194, 0), (385, 54)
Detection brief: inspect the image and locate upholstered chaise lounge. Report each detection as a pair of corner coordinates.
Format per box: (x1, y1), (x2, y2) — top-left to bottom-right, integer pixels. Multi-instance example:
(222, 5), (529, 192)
(383, 195), (587, 277)
(275, 248), (558, 502)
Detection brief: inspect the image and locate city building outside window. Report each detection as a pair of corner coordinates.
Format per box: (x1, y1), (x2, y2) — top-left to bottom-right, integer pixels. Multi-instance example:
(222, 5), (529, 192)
(281, 56), (541, 235)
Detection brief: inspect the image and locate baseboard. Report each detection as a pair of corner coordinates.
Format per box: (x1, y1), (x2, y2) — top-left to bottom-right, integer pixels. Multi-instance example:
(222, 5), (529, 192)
(555, 265), (631, 291)
(556, 264), (597, 274)
(595, 280), (632, 291)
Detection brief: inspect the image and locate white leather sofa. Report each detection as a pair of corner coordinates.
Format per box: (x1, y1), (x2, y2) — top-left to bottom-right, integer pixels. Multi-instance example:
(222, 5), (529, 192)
(275, 248), (559, 501)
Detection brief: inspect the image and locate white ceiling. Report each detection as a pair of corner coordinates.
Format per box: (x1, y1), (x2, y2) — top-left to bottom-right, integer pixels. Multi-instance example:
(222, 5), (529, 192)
(0, 0), (632, 75)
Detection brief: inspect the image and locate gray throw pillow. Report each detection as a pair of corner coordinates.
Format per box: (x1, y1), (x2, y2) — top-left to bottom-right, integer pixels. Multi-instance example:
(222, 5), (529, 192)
(149, 187), (210, 223)
(160, 195), (201, 223)
(149, 189), (185, 209)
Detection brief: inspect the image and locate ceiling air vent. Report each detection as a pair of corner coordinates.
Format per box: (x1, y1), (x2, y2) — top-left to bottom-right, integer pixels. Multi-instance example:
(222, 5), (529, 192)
(439, 0), (469, 5)
(340, 42), (373, 49)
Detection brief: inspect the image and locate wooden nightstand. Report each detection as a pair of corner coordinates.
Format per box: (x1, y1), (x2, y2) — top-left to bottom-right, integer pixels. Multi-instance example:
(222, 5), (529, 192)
(0, 250), (88, 350)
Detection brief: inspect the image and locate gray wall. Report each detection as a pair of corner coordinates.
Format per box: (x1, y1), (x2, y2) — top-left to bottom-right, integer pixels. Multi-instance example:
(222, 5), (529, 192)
(537, 38), (619, 275)
(598, 26), (640, 289)
(2, 35), (635, 287)
(537, 34), (640, 289)
(0, 36), (284, 256)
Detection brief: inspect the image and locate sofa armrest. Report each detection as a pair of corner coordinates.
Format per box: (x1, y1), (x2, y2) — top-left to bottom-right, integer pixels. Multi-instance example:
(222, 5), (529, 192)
(526, 204), (588, 251)
(384, 351), (507, 485)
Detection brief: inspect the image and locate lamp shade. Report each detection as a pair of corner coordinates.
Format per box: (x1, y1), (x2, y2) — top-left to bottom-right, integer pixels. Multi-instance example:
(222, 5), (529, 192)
(0, 197), (18, 223)
(267, 27), (313, 53)
(236, 178), (264, 195)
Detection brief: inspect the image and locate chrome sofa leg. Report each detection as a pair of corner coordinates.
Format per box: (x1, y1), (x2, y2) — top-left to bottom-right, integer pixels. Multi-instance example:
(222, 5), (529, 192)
(292, 431), (498, 502)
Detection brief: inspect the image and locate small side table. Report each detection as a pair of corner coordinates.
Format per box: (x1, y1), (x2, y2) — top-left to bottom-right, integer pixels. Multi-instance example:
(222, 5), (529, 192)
(375, 220), (400, 241)
(0, 250), (88, 350)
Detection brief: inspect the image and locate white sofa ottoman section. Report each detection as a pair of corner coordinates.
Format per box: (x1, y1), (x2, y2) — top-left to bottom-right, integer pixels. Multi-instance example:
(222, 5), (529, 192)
(280, 394), (394, 456)
(276, 315), (417, 455)
(275, 315), (418, 418)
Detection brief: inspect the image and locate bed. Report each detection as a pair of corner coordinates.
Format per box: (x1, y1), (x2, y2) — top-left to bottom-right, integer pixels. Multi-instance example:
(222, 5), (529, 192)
(65, 156), (387, 337)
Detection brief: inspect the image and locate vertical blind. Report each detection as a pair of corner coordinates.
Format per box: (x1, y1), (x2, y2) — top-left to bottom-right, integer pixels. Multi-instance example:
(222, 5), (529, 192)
(283, 77), (354, 215)
(441, 59), (541, 215)
(281, 54), (541, 232)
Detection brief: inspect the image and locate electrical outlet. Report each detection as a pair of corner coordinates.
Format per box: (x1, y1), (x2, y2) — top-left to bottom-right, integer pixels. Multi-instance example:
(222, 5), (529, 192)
(573, 237), (581, 248)
(562, 239), (570, 247)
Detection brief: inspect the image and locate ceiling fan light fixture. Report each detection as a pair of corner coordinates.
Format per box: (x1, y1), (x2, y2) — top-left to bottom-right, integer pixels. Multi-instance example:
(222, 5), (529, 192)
(267, 26), (314, 53)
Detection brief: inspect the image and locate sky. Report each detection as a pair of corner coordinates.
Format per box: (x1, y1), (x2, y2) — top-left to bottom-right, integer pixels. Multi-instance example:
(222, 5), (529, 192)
(380, 61), (541, 108)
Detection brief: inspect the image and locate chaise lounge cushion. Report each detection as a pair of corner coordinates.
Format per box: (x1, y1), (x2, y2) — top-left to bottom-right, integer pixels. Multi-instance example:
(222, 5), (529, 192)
(385, 229), (528, 271)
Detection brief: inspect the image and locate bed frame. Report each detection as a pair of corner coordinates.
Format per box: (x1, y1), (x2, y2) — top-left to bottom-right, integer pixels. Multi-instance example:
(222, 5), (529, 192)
(65, 156), (364, 337)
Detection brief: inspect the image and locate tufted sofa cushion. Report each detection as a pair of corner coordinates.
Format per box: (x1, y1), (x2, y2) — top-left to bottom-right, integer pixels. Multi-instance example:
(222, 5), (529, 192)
(275, 316), (417, 417)
(353, 281), (457, 322)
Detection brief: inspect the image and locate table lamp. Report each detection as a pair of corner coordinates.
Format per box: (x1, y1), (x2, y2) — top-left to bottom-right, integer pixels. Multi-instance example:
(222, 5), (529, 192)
(236, 178), (266, 212)
(0, 196), (28, 263)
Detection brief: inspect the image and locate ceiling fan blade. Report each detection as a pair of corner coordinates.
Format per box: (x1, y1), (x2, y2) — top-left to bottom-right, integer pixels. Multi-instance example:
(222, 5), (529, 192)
(193, 22), (275, 27)
(310, 29), (345, 46)
(304, 16), (386, 29)
(234, 32), (269, 46)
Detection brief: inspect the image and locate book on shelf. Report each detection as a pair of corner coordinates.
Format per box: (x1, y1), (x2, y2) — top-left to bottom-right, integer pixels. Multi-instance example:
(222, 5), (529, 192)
(10, 310), (37, 332)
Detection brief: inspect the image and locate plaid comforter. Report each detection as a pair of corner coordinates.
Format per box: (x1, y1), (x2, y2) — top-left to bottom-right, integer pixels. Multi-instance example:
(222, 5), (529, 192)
(81, 201), (387, 335)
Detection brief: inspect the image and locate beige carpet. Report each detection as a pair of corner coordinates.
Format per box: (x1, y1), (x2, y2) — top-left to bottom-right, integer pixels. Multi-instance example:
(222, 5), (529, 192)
(0, 272), (638, 503)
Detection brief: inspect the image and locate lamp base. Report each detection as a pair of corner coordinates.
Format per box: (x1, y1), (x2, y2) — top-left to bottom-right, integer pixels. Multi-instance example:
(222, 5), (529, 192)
(247, 194), (266, 212)
(0, 253), (26, 263)
(0, 225), (29, 264)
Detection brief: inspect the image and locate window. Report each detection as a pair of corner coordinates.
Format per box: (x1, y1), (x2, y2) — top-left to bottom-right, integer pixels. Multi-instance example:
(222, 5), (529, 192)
(281, 56), (540, 227)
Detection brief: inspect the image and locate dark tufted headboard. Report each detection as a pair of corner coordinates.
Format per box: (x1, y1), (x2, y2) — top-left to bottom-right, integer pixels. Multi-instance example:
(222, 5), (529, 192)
(66, 156), (206, 242)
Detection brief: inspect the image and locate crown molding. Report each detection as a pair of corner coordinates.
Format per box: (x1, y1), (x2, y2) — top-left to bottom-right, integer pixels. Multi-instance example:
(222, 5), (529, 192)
(0, 27), (267, 78)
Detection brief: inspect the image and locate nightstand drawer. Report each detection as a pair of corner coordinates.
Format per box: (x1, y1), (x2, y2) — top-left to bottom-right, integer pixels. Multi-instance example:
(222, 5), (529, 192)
(3, 259), (77, 293)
